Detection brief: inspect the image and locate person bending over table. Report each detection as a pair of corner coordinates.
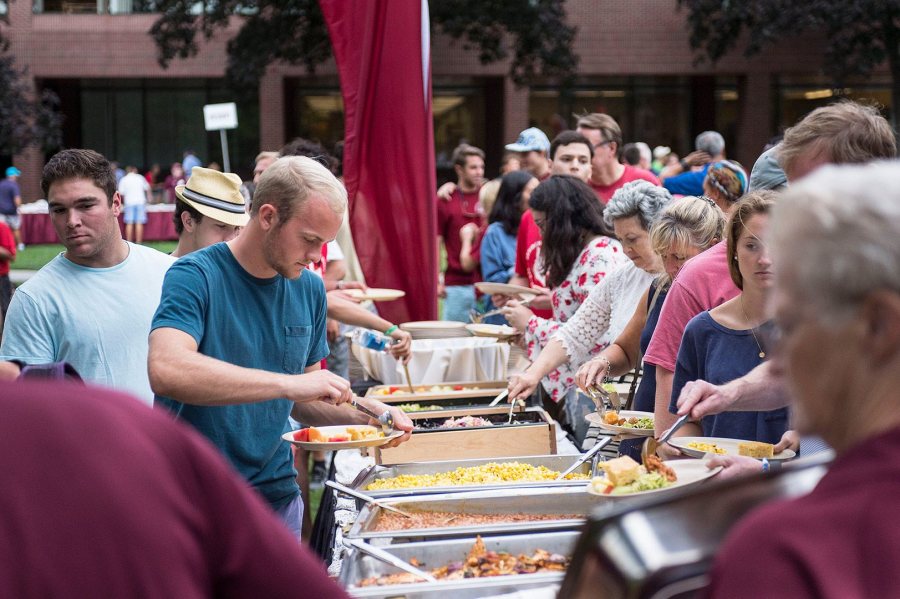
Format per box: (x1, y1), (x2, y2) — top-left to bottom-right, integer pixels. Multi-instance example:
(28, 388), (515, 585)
(149, 157), (412, 542)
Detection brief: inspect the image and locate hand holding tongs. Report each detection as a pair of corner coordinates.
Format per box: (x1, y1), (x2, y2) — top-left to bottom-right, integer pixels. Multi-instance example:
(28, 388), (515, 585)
(350, 396), (395, 435)
(470, 297), (534, 324)
(641, 414), (690, 462)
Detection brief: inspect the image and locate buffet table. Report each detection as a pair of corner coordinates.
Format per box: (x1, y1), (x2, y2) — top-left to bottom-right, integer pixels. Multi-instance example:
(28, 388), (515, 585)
(20, 204), (178, 244)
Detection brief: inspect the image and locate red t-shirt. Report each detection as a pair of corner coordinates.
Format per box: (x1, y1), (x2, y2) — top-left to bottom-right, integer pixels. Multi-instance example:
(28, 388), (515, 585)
(514, 210), (552, 319)
(644, 241), (739, 372)
(0, 380), (349, 599)
(0, 221), (15, 276)
(589, 164), (660, 203)
(437, 188), (483, 286)
(707, 426), (900, 599)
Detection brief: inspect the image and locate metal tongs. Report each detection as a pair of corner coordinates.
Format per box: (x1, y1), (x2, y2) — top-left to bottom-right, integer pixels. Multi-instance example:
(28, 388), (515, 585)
(641, 413), (690, 463)
(325, 479), (414, 519)
(470, 297), (534, 324)
(350, 396), (395, 435)
(343, 538), (438, 583)
(584, 384), (614, 413)
(556, 436), (612, 480)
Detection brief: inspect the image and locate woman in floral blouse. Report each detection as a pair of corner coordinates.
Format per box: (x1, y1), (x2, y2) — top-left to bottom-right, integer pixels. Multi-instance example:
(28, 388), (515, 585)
(501, 175), (628, 404)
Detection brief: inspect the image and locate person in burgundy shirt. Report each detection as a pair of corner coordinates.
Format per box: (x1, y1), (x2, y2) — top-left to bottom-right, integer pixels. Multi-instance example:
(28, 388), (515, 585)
(0, 379), (349, 598)
(437, 143), (485, 321)
(575, 113), (659, 203)
(705, 161), (900, 598)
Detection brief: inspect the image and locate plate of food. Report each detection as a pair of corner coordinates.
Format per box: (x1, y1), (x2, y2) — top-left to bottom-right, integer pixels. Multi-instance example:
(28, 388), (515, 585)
(668, 437), (796, 461)
(465, 323), (518, 339)
(344, 288), (406, 302)
(587, 455), (720, 498)
(283, 425), (403, 451)
(474, 282), (537, 299)
(585, 410), (655, 437)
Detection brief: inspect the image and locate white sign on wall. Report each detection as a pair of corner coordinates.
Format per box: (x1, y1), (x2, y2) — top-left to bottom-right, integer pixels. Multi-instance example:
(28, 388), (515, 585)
(203, 102), (238, 131)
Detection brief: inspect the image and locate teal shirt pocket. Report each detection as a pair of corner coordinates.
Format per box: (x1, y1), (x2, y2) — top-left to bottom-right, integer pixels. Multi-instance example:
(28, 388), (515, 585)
(283, 325), (312, 372)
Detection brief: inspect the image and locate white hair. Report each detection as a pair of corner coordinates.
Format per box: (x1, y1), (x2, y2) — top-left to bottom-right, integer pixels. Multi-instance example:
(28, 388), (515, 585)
(604, 180), (672, 230)
(772, 161), (900, 320)
(635, 142), (652, 164)
(696, 131), (725, 156)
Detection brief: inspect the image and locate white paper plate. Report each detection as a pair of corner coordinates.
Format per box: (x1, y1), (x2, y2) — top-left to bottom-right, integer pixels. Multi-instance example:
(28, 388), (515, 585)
(475, 282), (537, 299)
(669, 436), (796, 461)
(585, 410), (655, 437)
(465, 323), (517, 339)
(345, 288), (406, 302)
(586, 459), (722, 499)
(283, 425), (403, 451)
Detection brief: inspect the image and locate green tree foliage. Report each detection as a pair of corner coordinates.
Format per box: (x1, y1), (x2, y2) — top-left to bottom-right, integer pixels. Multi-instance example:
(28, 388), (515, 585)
(0, 37), (63, 155)
(678, 0), (900, 121)
(149, 0), (578, 94)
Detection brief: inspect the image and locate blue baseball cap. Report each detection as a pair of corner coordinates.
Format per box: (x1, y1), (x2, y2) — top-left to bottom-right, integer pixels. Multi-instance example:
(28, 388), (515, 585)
(5, 167), (21, 177)
(505, 127), (551, 154)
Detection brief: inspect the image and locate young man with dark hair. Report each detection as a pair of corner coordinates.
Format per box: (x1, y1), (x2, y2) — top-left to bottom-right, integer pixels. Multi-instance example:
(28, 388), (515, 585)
(171, 167), (248, 258)
(549, 130), (594, 182)
(437, 143), (485, 321)
(0, 149), (175, 404)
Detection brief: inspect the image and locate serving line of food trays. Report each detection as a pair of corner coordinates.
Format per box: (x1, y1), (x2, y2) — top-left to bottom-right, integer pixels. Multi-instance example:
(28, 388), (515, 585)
(349, 454), (599, 500)
(365, 380), (508, 403)
(341, 530), (579, 598)
(347, 486), (599, 542)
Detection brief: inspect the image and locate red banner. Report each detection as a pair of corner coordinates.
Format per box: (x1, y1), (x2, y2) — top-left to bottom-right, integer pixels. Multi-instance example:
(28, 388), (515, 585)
(319, 0), (437, 323)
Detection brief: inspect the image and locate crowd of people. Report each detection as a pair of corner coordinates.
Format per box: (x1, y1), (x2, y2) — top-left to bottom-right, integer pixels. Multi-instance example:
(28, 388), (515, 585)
(2, 97), (900, 596)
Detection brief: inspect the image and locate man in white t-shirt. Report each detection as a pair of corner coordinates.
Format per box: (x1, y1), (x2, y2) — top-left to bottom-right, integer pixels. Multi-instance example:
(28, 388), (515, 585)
(117, 165), (152, 244)
(0, 149), (174, 404)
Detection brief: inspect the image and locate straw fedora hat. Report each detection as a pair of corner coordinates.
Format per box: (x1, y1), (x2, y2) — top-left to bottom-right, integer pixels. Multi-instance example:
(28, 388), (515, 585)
(175, 167), (250, 227)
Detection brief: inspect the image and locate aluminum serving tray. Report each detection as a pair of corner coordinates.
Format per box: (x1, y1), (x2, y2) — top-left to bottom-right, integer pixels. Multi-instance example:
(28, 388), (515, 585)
(347, 487), (596, 541)
(350, 454), (598, 500)
(341, 530), (579, 598)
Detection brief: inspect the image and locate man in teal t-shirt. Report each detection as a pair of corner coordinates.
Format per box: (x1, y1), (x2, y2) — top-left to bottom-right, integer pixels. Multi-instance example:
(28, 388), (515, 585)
(149, 156), (412, 539)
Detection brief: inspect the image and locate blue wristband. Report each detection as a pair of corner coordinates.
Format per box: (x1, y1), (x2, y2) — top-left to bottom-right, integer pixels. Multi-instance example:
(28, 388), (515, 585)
(761, 458), (770, 473)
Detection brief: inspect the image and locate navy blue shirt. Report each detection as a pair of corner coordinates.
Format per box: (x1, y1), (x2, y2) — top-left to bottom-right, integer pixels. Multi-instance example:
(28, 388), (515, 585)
(0, 179), (19, 215)
(670, 311), (788, 444)
(663, 163), (709, 197)
(152, 243), (329, 510)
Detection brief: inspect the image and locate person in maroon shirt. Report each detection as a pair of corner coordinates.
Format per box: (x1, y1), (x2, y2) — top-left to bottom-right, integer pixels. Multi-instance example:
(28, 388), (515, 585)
(0, 379), (349, 598)
(575, 113), (659, 203)
(706, 162), (900, 598)
(437, 143), (485, 321)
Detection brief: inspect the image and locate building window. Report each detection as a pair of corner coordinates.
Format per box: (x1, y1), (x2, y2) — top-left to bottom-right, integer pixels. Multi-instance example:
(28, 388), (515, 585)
(284, 77), (488, 181)
(530, 76), (740, 160)
(41, 78), (260, 181)
(774, 75), (891, 134)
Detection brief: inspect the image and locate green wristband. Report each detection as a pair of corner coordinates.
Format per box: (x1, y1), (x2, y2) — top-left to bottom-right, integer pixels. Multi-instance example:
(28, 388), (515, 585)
(384, 324), (399, 336)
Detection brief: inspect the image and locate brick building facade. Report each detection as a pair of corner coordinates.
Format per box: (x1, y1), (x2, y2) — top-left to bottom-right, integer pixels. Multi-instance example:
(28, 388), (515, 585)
(2, 0), (892, 200)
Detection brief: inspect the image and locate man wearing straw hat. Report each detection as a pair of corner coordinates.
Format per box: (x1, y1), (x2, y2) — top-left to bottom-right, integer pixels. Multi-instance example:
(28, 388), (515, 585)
(170, 167), (249, 258)
(148, 156), (412, 538)
(0, 149), (175, 404)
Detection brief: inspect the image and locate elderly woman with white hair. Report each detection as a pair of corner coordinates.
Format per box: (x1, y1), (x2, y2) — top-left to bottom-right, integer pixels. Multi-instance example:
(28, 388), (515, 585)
(705, 161), (900, 597)
(507, 180), (671, 440)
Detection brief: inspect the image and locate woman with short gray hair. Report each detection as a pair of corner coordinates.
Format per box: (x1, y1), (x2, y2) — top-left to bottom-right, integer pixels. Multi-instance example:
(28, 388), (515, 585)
(507, 180), (671, 442)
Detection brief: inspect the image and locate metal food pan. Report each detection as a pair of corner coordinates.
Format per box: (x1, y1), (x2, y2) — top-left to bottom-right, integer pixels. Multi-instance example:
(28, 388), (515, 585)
(350, 454), (597, 500)
(347, 487), (594, 541)
(349, 574), (561, 598)
(341, 530), (579, 594)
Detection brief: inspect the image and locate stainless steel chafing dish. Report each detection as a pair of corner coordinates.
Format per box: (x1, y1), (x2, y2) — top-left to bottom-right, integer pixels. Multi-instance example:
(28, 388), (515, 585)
(341, 530), (579, 598)
(347, 487), (597, 541)
(559, 452), (832, 598)
(349, 454), (599, 500)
